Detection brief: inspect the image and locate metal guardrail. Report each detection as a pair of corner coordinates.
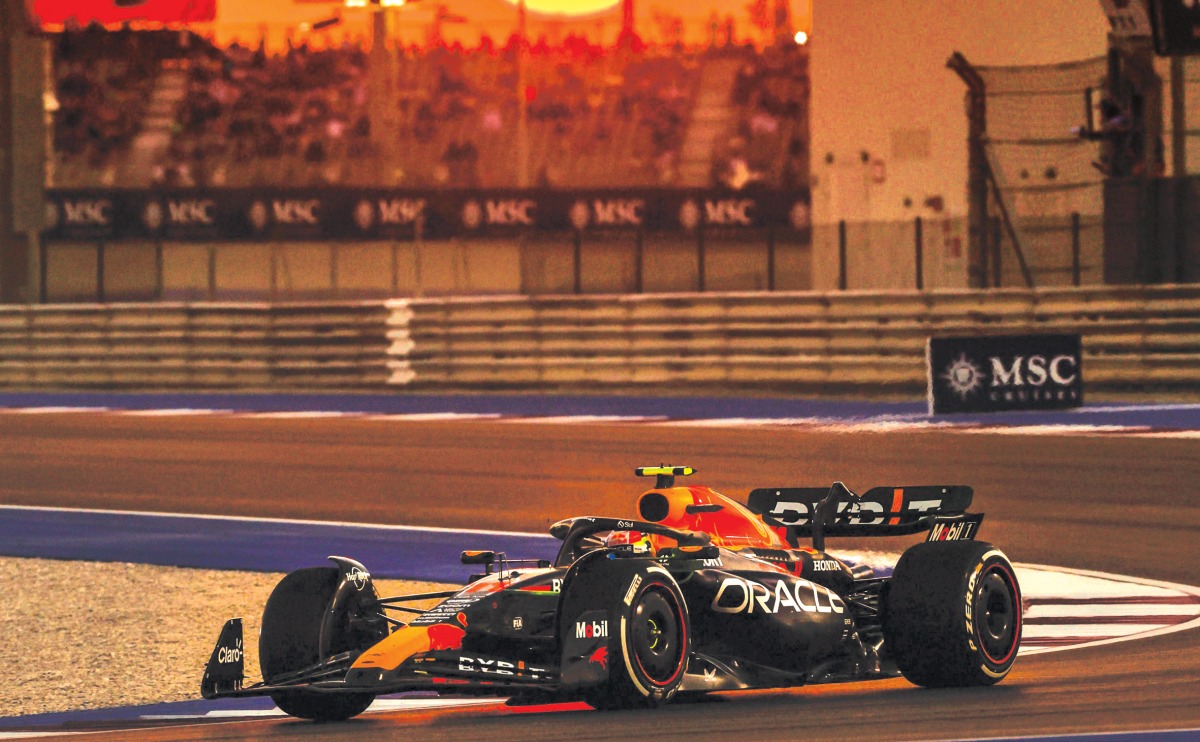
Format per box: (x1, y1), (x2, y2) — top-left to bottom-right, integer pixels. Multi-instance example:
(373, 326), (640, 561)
(2, 286), (1200, 392)
(388, 286), (1200, 392)
(0, 303), (391, 389)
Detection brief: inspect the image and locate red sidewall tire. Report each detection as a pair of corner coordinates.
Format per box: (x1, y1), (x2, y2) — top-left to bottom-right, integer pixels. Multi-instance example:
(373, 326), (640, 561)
(621, 578), (689, 698)
(883, 541), (1022, 687)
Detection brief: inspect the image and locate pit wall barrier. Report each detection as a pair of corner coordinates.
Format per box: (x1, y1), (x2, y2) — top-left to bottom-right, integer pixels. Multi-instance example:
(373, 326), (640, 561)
(3, 286), (1200, 393)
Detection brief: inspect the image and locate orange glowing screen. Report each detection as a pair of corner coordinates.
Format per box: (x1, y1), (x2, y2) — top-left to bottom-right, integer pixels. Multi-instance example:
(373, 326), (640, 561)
(503, 0), (621, 17)
(29, 0), (216, 26)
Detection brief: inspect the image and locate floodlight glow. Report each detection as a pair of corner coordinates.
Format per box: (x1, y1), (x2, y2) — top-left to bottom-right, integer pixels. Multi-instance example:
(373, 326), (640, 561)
(794, 31), (808, 45)
(502, 0), (622, 16)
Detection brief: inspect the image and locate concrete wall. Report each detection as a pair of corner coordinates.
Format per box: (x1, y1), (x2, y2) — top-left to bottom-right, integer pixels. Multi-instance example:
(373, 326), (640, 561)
(808, 1), (1110, 289)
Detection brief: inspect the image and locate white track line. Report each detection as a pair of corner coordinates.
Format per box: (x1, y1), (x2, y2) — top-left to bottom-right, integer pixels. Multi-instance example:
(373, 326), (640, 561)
(3, 405), (1200, 437)
(1077, 404), (1200, 413)
(1023, 623), (1183, 638)
(4, 406), (109, 414)
(1025, 603), (1198, 619)
(500, 415), (667, 424)
(0, 504), (557, 540)
(961, 726), (1200, 741)
(1127, 431), (1200, 439)
(1014, 563), (1200, 656)
(120, 408), (231, 416)
(363, 413), (503, 421)
(957, 424), (1151, 435)
(245, 411), (364, 419)
(652, 417), (825, 427)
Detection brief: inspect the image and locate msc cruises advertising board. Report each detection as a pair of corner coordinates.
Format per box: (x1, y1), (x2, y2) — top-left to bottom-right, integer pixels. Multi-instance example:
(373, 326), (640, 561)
(927, 334), (1083, 414)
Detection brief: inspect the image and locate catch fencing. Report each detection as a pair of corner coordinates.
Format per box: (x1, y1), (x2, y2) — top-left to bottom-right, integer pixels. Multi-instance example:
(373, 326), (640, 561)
(2, 286), (1199, 394)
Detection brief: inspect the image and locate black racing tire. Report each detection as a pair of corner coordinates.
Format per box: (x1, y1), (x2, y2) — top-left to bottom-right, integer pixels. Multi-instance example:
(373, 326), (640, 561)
(259, 567), (379, 721)
(882, 541), (1022, 688)
(584, 567), (690, 710)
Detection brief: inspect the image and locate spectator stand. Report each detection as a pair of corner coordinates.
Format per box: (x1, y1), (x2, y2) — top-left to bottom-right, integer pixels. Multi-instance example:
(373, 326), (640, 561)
(47, 32), (762, 190)
(50, 25), (175, 187)
(717, 43), (809, 190)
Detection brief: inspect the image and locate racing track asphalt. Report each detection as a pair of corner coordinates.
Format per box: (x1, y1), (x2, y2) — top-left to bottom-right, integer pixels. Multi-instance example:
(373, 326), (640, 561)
(2, 412), (1198, 741)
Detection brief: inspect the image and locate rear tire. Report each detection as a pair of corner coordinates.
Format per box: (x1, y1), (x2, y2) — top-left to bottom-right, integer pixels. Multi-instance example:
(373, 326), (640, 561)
(882, 541), (1022, 687)
(259, 567), (381, 721)
(584, 567), (690, 709)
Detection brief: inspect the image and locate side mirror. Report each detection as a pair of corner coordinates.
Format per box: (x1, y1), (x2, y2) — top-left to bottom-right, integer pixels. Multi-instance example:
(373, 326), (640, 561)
(460, 550), (495, 565)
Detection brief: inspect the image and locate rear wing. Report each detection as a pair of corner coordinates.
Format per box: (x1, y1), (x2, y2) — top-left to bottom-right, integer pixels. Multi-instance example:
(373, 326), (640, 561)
(747, 482), (981, 550)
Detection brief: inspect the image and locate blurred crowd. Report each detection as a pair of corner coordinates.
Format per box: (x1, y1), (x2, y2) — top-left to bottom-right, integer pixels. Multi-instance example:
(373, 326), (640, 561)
(725, 44), (809, 190)
(51, 26), (170, 180)
(160, 38), (371, 187)
(50, 26), (809, 190)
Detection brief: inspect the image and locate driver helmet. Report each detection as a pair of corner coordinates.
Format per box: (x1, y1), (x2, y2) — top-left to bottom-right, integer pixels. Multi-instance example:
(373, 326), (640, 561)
(605, 530), (654, 555)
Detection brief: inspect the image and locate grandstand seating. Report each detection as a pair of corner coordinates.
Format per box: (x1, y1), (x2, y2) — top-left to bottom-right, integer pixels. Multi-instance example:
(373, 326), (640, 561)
(48, 29), (807, 190)
(50, 27), (169, 187)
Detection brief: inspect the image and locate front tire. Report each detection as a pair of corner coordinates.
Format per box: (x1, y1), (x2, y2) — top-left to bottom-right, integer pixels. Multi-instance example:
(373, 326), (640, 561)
(585, 567), (690, 709)
(882, 541), (1022, 687)
(259, 567), (381, 721)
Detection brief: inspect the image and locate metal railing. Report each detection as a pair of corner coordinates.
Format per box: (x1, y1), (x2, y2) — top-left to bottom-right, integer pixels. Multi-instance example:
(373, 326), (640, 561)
(3, 286), (1199, 393)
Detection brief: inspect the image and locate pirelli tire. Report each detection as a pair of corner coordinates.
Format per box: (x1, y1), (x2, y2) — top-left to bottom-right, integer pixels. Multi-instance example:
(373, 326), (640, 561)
(259, 567), (382, 721)
(882, 540), (1022, 688)
(584, 564), (691, 710)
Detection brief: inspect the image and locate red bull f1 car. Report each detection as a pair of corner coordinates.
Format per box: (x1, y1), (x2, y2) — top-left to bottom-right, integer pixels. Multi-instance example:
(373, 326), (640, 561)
(202, 466), (1022, 720)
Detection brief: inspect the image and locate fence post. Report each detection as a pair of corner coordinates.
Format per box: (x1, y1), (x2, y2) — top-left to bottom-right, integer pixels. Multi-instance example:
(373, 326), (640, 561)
(991, 216), (1002, 288)
(767, 225), (776, 291)
(390, 241), (400, 296)
(915, 216), (924, 290)
(97, 241), (106, 303)
(635, 228), (644, 293)
(414, 215), (425, 298)
(573, 230), (582, 294)
(269, 244), (278, 300)
(39, 241), (48, 303)
(207, 245), (217, 301)
(979, 205), (990, 288)
(155, 241), (164, 300)
(330, 244), (339, 299)
(1071, 212), (1081, 286)
(838, 220), (847, 290)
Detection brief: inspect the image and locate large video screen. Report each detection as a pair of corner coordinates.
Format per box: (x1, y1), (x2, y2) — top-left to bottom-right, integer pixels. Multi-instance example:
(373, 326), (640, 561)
(28, 0), (216, 26)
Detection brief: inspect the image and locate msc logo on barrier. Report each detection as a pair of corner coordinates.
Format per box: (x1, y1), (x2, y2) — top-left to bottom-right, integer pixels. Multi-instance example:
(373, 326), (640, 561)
(927, 334), (1083, 414)
(568, 199), (645, 230)
(462, 199), (536, 229)
(679, 198), (757, 230)
(143, 199), (219, 232)
(353, 198), (426, 232)
(248, 199), (322, 233)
